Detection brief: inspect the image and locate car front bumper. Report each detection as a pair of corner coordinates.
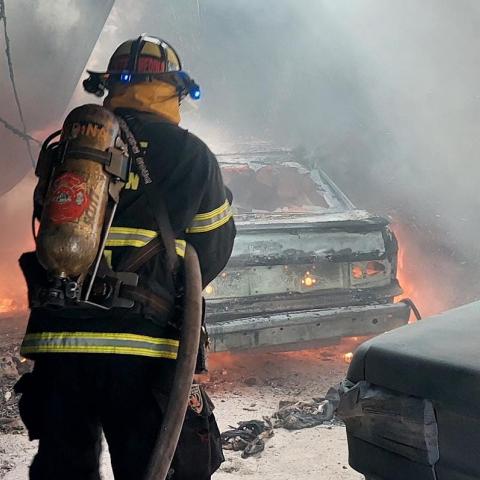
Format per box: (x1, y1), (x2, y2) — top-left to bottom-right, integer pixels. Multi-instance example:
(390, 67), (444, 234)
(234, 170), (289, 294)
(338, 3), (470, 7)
(207, 302), (410, 352)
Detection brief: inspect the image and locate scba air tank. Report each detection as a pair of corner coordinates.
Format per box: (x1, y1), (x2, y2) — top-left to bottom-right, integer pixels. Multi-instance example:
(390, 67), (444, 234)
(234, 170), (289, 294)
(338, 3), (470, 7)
(36, 104), (120, 279)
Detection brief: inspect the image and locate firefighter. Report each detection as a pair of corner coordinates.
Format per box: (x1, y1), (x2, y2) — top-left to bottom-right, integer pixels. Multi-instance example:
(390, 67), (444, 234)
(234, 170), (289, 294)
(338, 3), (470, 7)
(15, 35), (235, 480)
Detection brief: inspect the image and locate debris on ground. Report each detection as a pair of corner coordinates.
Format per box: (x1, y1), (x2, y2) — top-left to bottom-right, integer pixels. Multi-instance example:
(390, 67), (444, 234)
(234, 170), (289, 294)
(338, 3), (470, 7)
(221, 418), (274, 458)
(0, 378), (23, 434)
(244, 377), (258, 387)
(0, 458), (17, 477)
(0, 344), (33, 435)
(273, 398), (335, 430)
(0, 336), (361, 478)
(272, 386), (341, 430)
(221, 386), (344, 459)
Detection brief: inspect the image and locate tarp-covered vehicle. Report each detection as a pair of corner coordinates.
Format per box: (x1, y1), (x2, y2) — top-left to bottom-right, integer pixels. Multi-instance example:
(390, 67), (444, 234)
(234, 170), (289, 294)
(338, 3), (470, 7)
(337, 301), (480, 480)
(205, 150), (411, 351)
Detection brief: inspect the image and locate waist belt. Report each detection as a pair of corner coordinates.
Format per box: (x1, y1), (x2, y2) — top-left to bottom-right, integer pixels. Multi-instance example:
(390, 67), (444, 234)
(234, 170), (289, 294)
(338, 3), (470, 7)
(121, 285), (174, 319)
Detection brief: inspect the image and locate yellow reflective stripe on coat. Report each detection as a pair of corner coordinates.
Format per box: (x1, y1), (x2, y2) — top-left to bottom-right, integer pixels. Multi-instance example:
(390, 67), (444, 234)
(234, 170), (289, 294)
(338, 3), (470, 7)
(103, 249), (113, 268)
(20, 332), (179, 359)
(186, 200), (233, 233)
(175, 239), (186, 257)
(106, 227), (158, 248)
(105, 227), (186, 257)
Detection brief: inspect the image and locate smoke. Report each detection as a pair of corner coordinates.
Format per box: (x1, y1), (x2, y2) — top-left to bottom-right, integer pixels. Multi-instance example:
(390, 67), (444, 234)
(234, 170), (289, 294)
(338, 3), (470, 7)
(71, 0), (480, 309)
(0, 0), (114, 195)
(3, 0), (480, 316)
(0, 0), (114, 323)
(316, 2), (480, 240)
(72, 0), (369, 144)
(0, 172), (35, 318)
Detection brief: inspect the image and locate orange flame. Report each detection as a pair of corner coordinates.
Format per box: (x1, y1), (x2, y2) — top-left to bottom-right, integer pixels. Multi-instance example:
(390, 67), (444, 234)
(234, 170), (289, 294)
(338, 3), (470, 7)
(393, 224), (451, 318)
(343, 352), (353, 363)
(0, 298), (16, 315)
(0, 289), (27, 317)
(0, 173), (34, 320)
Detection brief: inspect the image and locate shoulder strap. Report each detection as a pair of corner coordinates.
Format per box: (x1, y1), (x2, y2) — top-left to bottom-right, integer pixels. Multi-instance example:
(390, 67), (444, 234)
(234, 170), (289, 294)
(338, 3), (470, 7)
(116, 112), (178, 274)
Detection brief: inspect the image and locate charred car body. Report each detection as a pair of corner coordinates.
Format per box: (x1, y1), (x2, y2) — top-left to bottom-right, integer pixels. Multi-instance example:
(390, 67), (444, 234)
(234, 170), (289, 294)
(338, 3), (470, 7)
(205, 149), (411, 351)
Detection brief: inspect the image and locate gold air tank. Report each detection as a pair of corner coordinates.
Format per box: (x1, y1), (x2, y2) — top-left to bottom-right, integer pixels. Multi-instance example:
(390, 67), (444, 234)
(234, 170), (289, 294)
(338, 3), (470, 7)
(36, 104), (119, 278)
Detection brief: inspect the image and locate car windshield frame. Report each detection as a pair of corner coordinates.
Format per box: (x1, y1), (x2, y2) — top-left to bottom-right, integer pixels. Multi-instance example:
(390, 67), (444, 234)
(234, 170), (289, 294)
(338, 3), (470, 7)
(218, 150), (356, 214)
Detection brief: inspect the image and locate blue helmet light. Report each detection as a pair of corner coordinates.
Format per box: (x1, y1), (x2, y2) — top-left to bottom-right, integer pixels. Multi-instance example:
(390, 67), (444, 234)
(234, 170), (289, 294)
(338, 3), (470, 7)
(176, 70), (201, 100)
(190, 84), (201, 100)
(120, 72), (132, 83)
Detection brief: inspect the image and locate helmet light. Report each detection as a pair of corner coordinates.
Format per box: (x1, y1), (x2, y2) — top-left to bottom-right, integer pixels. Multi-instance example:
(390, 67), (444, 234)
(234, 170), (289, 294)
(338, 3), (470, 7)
(120, 72), (132, 83)
(190, 84), (201, 100)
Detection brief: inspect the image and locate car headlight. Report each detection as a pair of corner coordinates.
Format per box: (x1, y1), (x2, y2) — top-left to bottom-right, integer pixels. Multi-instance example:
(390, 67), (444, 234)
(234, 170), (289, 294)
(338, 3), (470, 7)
(301, 271), (319, 288)
(350, 260), (390, 287)
(204, 284), (215, 296)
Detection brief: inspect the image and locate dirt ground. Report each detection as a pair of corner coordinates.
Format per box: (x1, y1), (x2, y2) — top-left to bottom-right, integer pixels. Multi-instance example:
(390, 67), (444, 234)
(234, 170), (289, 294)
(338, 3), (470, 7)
(0, 332), (363, 480)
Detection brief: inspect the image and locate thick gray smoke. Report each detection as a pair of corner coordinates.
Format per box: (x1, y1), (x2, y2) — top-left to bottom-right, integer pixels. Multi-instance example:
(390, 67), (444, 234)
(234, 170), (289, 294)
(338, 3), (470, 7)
(74, 1), (480, 242)
(0, 0), (114, 315)
(75, 0), (480, 310)
(3, 0), (480, 315)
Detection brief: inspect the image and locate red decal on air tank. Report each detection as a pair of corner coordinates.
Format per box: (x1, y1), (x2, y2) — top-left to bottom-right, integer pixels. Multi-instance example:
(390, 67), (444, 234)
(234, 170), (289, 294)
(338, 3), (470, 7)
(48, 172), (89, 224)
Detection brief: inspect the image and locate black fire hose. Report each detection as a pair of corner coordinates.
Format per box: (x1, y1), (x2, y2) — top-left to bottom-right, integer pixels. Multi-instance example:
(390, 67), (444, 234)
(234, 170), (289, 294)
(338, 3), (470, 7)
(399, 298), (422, 321)
(145, 244), (203, 480)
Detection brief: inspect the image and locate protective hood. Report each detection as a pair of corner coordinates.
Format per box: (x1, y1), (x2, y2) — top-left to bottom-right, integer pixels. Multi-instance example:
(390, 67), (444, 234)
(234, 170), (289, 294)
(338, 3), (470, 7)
(104, 80), (181, 124)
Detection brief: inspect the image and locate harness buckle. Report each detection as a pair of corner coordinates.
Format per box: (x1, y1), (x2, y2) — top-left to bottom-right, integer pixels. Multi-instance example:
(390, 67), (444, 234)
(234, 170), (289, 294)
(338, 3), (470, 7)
(82, 271), (139, 310)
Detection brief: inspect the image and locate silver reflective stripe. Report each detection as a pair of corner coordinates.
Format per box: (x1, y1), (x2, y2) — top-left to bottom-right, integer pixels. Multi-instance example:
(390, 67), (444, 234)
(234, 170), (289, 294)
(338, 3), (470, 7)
(186, 200), (233, 234)
(21, 332), (179, 359)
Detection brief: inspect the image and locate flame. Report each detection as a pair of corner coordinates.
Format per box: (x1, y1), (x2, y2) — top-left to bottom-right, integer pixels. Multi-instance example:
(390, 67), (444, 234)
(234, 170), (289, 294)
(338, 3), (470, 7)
(206, 336), (368, 383)
(393, 224), (451, 318)
(0, 290), (27, 317)
(395, 240), (414, 303)
(351, 265), (363, 279)
(0, 237), (29, 318)
(0, 298), (17, 314)
(0, 258), (28, 318)
(0, 173), (34, 320)
(343, 352), (353, 363)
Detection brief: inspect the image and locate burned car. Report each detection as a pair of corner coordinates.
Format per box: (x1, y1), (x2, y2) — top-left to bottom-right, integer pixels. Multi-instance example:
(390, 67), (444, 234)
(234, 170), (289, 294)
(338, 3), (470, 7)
(205, 150), (411, 351)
